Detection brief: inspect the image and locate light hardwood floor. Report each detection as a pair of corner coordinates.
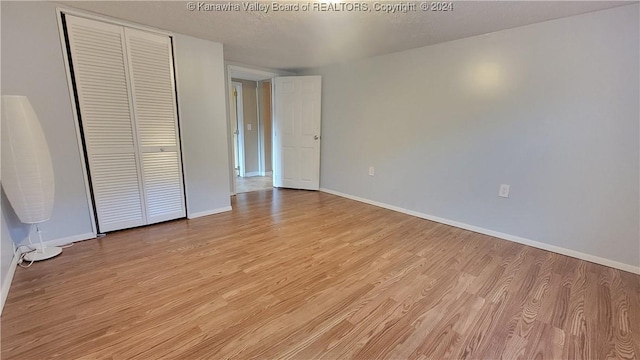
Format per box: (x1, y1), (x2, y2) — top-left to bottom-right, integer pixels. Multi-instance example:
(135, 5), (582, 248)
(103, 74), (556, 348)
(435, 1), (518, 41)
(2, 189), (639, 359)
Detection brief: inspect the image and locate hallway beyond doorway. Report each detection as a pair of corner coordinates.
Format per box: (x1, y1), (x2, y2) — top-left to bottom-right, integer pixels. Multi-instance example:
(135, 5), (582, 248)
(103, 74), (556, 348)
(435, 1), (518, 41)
(236, 174), (272, 193)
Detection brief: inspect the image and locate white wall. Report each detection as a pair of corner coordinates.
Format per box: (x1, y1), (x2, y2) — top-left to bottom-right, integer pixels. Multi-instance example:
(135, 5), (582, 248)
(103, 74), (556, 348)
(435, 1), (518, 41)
(0, 213), (15, 289)
(1, 1), (96, 246)
(174, 34), (231, 216)
(306, 5), (639, 269)
(1, 193), (20, 311)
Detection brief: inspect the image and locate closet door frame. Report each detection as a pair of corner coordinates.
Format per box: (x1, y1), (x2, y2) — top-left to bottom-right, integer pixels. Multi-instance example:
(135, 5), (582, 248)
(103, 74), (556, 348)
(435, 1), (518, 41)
(57, 7), (186, 235)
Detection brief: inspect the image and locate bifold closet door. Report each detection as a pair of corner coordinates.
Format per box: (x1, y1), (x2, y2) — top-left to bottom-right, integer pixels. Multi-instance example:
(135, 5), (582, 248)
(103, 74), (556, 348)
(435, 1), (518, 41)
(65, 16), (147, 232)
(65, 15), (186, 232)
(124, 28), (185, 225)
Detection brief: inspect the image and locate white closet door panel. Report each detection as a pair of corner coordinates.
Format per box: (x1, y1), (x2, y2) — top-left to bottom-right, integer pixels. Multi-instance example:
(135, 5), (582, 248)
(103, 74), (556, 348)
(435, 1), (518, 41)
(66, 15), (146, 232)
(125, 29), (179, 147)
(141, 152), (185, 224)
(125, 28), (186, 222)
(67, 21), (135, 150)
(90, 153), (146, 232)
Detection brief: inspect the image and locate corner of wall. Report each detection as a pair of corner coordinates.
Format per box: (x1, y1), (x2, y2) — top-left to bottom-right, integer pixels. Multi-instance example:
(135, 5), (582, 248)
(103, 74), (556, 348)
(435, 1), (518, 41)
(0, 253), (19, 316)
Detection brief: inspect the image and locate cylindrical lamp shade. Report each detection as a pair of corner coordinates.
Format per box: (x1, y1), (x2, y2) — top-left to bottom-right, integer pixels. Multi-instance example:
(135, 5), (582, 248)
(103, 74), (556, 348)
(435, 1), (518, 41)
(1, 96), (55, 224)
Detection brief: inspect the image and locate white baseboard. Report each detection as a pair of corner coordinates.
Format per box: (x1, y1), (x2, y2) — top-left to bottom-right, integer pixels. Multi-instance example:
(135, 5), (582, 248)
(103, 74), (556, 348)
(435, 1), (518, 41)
(35, 232), (96, 249)
(320, 188), (640, 275)
(1, 252), (19, 316)
(244, 171), (260, 177)
(188, 206), (233, 219)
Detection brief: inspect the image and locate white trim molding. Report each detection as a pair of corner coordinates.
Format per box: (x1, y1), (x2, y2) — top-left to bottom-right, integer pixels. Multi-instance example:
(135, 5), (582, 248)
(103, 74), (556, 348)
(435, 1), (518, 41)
(56, 7), (173, 36)
(187, 206), (232, 219)
(1, 253), (20, 315)
(35, 232), (96, 249)
(57, 9), (99, 237)
(243, 171), (261, 178)
(320, 188), (640, 275)
(228, 65), (278, 82)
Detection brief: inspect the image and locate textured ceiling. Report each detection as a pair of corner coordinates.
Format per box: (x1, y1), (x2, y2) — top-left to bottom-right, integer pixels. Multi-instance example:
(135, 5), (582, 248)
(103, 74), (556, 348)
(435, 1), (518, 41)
(59, 1), (634, 71)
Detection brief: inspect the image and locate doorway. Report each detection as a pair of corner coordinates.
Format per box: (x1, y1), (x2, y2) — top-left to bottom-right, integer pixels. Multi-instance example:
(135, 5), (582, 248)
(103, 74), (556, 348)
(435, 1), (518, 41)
(228, 67), (276, 194)
(233, 79), (273, 193)
(227, 67), (322, 196)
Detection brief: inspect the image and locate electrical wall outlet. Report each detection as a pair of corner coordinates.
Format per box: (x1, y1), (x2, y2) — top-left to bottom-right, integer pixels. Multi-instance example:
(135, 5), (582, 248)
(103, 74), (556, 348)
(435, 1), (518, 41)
(368, 166), (375, 176)
(498, 184), (510, 198)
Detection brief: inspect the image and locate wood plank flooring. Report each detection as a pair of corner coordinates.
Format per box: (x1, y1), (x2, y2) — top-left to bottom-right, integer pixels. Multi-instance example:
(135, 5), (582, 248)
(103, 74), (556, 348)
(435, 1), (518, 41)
(2, 189), (639, 359)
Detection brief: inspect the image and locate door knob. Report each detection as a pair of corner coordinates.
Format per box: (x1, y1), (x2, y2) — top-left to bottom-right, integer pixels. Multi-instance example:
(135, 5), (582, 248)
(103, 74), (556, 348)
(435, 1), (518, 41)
(314, 135), (319, 140)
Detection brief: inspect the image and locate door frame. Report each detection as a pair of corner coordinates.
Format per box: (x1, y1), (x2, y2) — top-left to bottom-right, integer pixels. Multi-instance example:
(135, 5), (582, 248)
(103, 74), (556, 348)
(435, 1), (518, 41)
(231, 81), (245, 178)
(226, 65), (279, 195)
(57, 7), (178, 236)
(257, 80), (273, 177)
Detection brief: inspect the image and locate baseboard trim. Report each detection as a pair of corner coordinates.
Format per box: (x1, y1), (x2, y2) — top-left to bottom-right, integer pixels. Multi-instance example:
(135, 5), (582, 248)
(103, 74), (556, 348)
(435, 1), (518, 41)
(244, 171), (260, 177)
(36, 232), (96, 249)
(319, 188), (640, 275)
(1, 252), (19, 316)
(18, 232), (97, 250)
(188, 206), (233, 219)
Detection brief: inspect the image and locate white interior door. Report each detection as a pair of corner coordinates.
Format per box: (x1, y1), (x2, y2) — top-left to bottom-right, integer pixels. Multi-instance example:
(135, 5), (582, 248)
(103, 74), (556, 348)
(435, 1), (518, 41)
(273, 76), (322, 190)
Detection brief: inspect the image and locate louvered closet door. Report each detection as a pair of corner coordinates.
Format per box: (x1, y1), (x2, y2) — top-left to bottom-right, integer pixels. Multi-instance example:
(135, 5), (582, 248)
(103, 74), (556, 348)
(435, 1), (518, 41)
(66, 16), (147, 232)
(124, 28), (186, 224)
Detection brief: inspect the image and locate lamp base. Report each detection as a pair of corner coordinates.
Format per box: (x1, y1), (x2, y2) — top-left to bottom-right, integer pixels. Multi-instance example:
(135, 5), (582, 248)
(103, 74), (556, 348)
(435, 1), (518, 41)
(23, 247), (62, 262)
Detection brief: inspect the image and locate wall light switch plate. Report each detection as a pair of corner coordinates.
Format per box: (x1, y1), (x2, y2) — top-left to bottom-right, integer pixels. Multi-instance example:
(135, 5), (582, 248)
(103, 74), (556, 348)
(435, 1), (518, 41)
(499, 184), (510, 198)
(247, 124), (252, 131)
(368, 166), (375, 176)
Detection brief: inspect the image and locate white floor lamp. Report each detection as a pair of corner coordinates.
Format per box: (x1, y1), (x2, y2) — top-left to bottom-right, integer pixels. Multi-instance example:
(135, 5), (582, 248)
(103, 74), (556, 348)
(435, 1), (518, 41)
(2, 95), (62, 261)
